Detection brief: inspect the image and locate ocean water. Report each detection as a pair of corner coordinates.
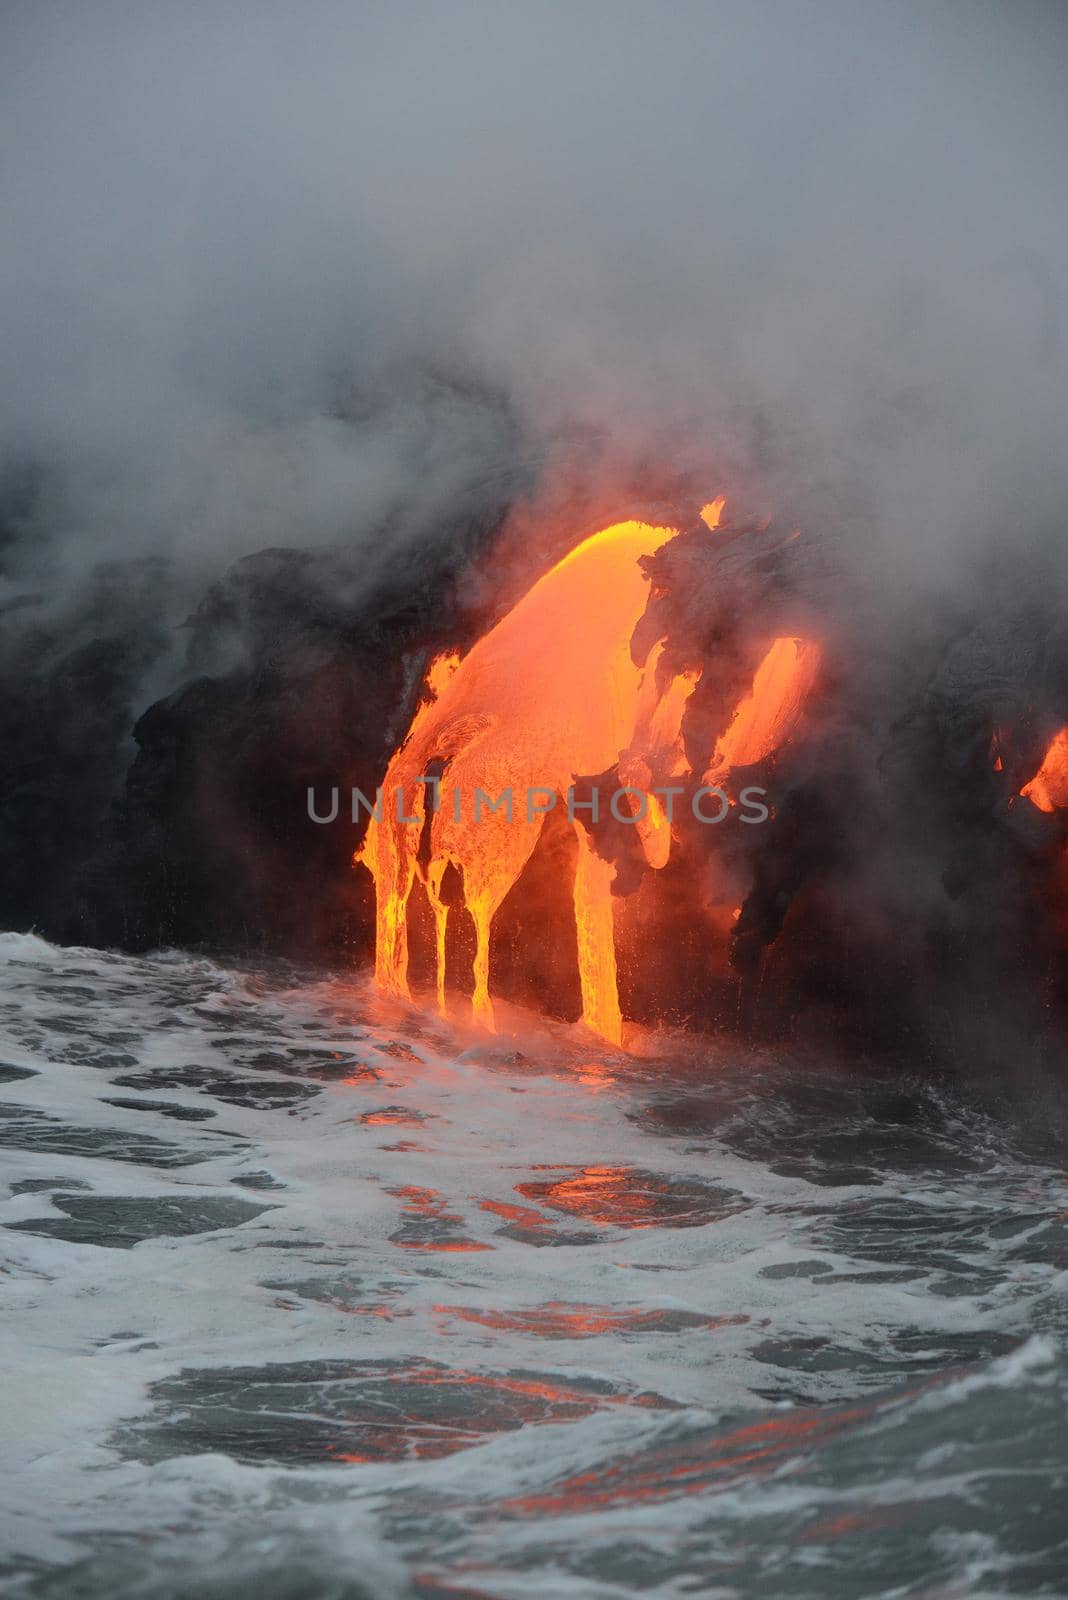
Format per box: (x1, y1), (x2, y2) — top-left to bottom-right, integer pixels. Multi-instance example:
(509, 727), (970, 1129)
(1, 930), (1066, 1599)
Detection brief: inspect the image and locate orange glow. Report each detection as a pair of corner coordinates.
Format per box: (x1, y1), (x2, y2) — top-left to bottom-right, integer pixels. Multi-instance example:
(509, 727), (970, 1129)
(501, 1401), (873, 1516)
(699, 497), (725, 530)
(424, 650), (461, 700)
(322, 1364), (668, 1467)
(704, 636), (821, 784)
(1020, 727), (1068, 813)
(516, 1164), (660, 1227)
(358, 508), (818, 1043)
(389, 1184), (460, 1220)
(432, 1302), (746, 1337)
(359, 1108), (425, 1126)
(340, 1065), (383, 1086)
(479, 1198), (555, 1229)
(358, 519), (693, 1044)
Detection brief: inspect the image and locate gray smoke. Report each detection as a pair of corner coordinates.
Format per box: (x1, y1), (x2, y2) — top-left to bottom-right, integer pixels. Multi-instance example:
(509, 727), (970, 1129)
(3, 0), (1066, 610)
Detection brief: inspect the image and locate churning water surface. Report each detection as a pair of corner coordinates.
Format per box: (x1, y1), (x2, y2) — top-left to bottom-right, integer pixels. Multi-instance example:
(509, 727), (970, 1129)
(1, 932), (1066, 1598)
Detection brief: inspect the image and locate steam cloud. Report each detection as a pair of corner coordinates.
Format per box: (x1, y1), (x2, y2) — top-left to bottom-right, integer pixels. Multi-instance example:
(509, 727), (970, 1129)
(3, 0), (1066, 600)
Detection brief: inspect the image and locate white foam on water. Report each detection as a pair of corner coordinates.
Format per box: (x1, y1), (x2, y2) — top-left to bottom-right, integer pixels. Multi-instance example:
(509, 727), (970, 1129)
(2, 935), (1066, 1596)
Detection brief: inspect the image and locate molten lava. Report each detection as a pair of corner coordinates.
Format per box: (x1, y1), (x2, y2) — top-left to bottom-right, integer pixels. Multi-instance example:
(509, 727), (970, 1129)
(699, 496), (726, 531)
(704, 636), (821, 784)
(358, 511), (818, 1044)
(1020, 727), (1068, 814)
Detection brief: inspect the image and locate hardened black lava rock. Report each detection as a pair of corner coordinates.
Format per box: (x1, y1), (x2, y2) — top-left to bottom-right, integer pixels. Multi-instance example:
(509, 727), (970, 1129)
(106, 514), (511, 961)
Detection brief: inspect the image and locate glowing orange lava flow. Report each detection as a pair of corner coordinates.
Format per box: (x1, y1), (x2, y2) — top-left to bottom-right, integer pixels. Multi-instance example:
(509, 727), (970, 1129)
(358, 514), (818, 1044)
(699, 496), (726, 531)
(1020, 727), (1068, 813)
(704, 637), (821, 784)
(358, 520), (686, 1042)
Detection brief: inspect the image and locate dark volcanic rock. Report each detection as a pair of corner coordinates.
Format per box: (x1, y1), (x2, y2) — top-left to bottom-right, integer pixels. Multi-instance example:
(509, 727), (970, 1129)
(104, 515), (509, 959)
(0, 557), (174, 944)
(0, 463), (513, 961)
